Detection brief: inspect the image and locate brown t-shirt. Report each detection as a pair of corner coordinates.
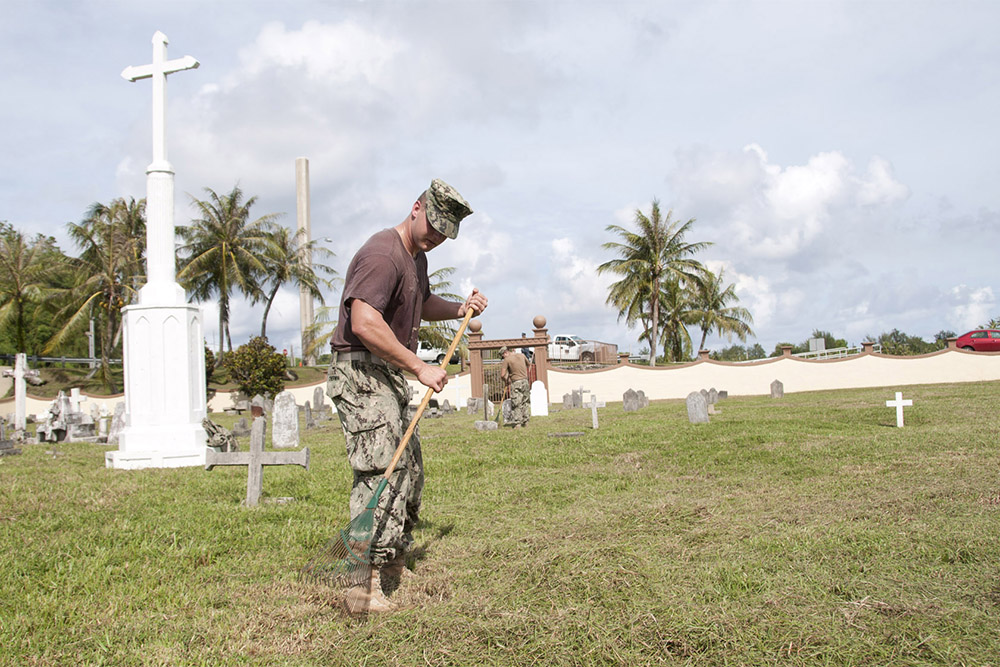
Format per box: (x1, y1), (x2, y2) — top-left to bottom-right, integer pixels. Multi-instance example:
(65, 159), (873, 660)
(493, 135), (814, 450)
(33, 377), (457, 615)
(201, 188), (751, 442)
(501, 352), (529, 382)
(331, 229), (431, 353)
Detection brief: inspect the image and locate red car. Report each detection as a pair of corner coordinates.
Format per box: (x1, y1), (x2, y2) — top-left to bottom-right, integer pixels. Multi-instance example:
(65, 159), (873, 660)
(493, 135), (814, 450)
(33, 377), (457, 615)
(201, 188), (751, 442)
(955, 329), (1000, 352)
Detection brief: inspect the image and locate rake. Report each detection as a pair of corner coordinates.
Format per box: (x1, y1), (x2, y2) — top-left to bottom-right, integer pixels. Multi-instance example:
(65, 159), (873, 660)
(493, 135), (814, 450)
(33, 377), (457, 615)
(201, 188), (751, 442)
(299, 307), (476, 588)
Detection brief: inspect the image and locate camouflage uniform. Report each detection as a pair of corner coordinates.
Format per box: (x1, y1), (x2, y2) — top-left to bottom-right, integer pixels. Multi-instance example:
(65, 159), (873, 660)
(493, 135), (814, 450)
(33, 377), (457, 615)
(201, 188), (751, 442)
(327, 359), (423, 566)
(509, 378), (530, 426)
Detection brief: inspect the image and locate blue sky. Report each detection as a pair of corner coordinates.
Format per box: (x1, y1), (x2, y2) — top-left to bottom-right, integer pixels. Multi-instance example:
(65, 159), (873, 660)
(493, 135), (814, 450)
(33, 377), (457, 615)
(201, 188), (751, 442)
(3, 0), (999, 357)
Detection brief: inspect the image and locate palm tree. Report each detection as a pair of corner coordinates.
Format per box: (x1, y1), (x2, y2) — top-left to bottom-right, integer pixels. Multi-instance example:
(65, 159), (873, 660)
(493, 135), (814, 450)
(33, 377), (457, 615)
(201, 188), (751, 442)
(689, 268), (754, 352)
(0, 223), (61, 354)
(658, 277), (698, 362)
(418, 267), (465, 351)
(46, 198), (147, 392)
(598, 200), (710, 366)
(256, 226), (337, 340)
(177, 185), (279, 362)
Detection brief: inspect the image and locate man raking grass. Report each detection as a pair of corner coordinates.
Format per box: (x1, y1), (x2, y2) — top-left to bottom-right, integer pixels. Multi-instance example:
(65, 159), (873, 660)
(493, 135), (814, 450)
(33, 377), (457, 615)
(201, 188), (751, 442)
(300, 179), (488, 615)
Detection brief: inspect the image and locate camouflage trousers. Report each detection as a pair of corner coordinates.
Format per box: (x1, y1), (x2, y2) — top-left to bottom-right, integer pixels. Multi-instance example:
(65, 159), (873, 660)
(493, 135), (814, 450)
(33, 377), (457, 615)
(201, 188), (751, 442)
(327, 360), (423, 566)
(509, 379), (530, 426)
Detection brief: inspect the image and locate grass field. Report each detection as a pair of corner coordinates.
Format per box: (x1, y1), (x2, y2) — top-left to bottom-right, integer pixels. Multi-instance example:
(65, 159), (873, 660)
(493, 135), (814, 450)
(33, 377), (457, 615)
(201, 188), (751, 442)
(2, 381), (999, 666)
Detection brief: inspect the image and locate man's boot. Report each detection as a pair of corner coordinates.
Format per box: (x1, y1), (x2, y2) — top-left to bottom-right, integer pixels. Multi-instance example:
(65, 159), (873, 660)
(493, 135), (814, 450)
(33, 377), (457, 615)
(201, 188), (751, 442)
(380, 552), (417, 593)
(343, 568), (395, 616)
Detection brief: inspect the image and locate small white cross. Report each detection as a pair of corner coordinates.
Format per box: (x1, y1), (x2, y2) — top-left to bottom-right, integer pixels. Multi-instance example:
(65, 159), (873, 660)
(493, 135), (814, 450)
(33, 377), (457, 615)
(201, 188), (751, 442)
(885, 391), (913, 428)
(590, 395), (606, 429)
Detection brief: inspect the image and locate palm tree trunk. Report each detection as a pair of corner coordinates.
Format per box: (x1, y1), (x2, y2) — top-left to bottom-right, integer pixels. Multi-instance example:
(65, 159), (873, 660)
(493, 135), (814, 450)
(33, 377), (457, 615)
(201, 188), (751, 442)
(649, 280), (660, 367)
(699, 328), (709, 353)
(260, 284), (279, 339)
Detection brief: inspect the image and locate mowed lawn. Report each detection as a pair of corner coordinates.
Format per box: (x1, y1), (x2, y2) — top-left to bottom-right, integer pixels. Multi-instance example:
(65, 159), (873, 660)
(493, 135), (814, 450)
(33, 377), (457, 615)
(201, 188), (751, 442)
(2, 381), (999, 666)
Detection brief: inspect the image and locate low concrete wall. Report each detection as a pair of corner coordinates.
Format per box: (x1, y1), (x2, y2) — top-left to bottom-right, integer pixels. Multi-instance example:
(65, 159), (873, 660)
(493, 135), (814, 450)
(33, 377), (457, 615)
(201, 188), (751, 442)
(6, 349), (997, 420)
(548, 348), (1000, 401)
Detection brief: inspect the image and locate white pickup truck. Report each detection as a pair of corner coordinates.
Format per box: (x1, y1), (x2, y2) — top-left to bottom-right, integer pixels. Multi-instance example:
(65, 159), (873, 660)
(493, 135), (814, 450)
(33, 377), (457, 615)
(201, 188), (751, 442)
(416, 340), (459, 365)
(548, 334), (599, 362)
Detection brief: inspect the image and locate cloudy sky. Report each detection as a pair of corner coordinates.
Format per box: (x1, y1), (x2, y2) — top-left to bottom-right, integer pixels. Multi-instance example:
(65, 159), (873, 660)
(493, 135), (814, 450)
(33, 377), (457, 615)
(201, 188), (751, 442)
(3, 0), (998, 358)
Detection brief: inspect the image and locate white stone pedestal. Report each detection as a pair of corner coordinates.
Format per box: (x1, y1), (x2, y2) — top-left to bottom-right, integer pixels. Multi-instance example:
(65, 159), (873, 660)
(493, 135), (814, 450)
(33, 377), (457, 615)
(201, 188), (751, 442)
(106, 304), (208, 469)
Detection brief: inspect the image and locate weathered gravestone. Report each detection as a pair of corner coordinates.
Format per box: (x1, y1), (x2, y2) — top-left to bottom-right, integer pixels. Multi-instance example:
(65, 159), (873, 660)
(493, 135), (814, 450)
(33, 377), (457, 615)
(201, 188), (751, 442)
(312, 386), (326, 414)
(205, 416), (309, 507)
(251, 394), (266, 418)
(474, 420), (498, 431)
(502, 398), (513, 425)
(107, 403), (126, 446)
(686, 391), (709, 424)
(770, 380), (784, 399)
(563, 393), (573, 410)
(623, 388), (640, 412)
(230, 417), (250, 438)
(271, 390), (299, 449)
(0, 422), (21, 457)
(304, 401), (315, 429)
(637, 390), (649, 409)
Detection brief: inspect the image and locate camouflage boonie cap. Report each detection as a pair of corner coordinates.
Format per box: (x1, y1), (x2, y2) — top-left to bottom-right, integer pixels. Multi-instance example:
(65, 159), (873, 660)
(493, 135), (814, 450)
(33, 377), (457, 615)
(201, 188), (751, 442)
(424, 178), (472, 240)
(499, 346), (508, 355)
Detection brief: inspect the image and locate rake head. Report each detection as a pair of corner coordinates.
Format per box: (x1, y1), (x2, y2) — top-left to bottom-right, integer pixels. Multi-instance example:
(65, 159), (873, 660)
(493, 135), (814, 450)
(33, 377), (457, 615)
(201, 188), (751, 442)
(298, 506), (376, 587)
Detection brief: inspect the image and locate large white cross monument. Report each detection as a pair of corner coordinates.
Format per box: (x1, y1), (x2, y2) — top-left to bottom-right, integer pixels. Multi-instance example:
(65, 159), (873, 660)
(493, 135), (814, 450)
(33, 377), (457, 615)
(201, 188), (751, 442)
(106, 31), (209, 469)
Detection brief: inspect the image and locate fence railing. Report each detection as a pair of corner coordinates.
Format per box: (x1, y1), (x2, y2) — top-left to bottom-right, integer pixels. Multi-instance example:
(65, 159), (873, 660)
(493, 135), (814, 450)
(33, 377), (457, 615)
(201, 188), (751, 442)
(793, 345), (881, 360)
(0, 354), (121, 367)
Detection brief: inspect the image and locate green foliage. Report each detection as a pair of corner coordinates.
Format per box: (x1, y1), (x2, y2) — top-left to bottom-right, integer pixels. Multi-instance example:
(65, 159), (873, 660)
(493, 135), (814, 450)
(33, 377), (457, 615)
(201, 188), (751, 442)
(867, 328), (943, 355)
(811, 329), (847, 350)
(224, 336), (287, 398)
(711, 342), (767, 361)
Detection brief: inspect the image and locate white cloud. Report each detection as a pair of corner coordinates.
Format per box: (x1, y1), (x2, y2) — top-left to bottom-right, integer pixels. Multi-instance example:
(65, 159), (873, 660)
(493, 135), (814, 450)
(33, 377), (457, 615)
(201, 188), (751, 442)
(948, 285), (995, 331)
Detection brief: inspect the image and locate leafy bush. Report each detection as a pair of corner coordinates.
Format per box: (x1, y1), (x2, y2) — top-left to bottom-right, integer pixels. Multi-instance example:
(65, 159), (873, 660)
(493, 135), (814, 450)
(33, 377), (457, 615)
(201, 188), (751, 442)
(225, 336), (287, 398)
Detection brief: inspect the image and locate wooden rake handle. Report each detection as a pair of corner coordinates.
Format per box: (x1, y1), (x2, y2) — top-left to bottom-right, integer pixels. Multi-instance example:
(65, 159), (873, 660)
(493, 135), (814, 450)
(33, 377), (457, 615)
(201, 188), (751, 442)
(382, 307), (476, 480)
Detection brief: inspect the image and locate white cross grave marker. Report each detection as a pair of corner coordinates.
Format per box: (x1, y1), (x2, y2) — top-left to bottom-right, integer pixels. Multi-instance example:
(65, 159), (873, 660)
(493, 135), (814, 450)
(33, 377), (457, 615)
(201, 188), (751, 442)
(590, 395), (606, 429)
(885, 391), (913, 428)
(2, 353), (40, 431)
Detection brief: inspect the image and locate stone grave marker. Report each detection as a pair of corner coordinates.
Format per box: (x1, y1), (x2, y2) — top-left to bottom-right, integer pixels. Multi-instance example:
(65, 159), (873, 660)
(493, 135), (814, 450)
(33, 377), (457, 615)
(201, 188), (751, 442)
(271, 390), (299, 449)
(770, 380), (784, 399)
(251, 394), (265, 418)
(686, 391), (709, 424)
(232, 417), (250, 438)
(885, 391), (913, 428)
(501, 398), (513, 425)
(563, 393), (573, 410)
(637, 390), (649, 409)
(623, 389), (640, 412)
(529, 380), (549, 417)
(107, 403), (126, 445)
(0, 421), (21, 457)
(205, 416), (309, 507)
(718, 390), (728, 400)
(304, 401), (315, 429)
(313, 386), (326, 412)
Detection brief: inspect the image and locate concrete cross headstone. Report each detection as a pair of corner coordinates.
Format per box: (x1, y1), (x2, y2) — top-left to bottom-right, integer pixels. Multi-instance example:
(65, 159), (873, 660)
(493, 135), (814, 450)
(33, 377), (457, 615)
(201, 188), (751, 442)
(885, 391), (913, 428)
(589, 395), (606, 429)
(686, 391), (709, 424)
(271, 390), (299, 448)
(2, 353), (40, 431)
(205, 416), (309, 507)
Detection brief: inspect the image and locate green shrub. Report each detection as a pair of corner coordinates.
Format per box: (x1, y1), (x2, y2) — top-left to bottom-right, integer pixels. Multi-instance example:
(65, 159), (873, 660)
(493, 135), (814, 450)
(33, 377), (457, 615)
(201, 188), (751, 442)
(224, 336), (287, 398)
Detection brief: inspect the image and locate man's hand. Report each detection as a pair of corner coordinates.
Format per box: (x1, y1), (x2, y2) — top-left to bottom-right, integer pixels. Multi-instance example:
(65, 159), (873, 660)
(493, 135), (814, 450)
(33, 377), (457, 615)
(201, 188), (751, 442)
(416, 364), (448, 393)
(459, 288), (488, 318)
